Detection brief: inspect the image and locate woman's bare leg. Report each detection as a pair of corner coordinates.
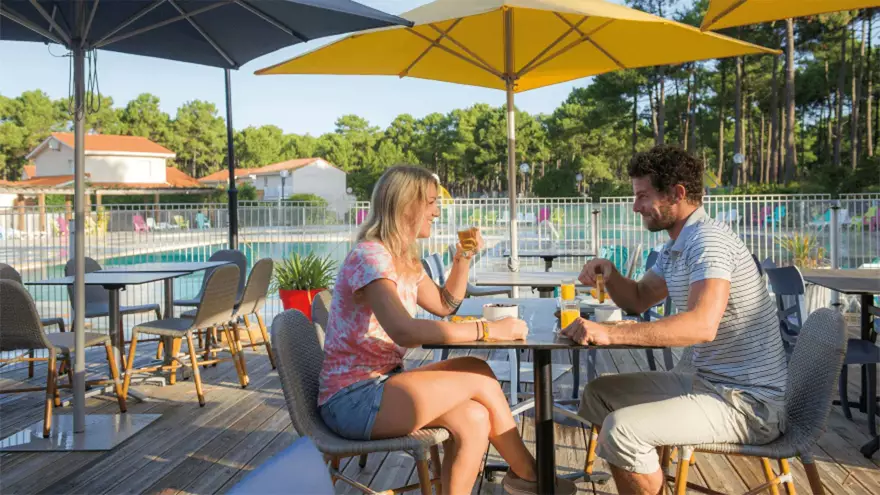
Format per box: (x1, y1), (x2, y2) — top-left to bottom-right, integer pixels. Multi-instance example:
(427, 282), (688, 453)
(371, 357), (537, 484)
(425, 400), (490, 493)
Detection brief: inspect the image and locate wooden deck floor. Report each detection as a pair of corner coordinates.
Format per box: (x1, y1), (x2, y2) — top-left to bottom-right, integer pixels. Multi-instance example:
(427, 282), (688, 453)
(1, 327), (878, 495)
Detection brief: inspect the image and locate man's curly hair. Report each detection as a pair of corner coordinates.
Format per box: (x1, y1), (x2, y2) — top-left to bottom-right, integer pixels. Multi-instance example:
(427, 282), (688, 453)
(627, 145), (704, 205)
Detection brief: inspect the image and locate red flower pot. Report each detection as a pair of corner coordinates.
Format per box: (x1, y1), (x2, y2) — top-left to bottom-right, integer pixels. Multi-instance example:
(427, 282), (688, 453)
(279, 288), (325, 321)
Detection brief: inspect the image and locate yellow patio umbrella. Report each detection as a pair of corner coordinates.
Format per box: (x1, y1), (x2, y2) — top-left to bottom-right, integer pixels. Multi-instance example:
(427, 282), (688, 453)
(702, 0), (880, 31)
(257, 0), (778, 279)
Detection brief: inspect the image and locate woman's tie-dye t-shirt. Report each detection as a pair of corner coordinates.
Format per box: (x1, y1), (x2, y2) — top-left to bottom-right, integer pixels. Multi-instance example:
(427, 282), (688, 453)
(318, 241), (423, 406)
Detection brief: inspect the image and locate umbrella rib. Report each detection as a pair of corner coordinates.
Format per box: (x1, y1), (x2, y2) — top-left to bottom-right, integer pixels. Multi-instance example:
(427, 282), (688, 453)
(400, 19), (463, 77)
(93, 1), (230, 58)
(703, 0), (749, 31)
(425, 23), (503, 77)
(234, 0), (308, 42)
(93, 0), (170, 48)
(520, 19), (616, 77)
(48, 4), (73, 41)
(0, 4), (64, 45)
(405, 28), (502, 79)
(166, 0), (236, 67)
(27, 0), (71, 45)
(82, 0), (101, 46)
(516, 15), (589, 79)
(555, 14), (625, 70)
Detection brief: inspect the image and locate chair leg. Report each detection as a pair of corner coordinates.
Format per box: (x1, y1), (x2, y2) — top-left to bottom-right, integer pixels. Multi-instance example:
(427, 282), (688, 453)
(660, 446), (672, 474)
(256, 314), (276, 370)
(232, 322), (249, 387)
(358, 453), (368, 468)
(802, 458), (825, 495)
(585, 425), (598, 474)
(155, 339), (164, 360)
(223, 326), (248, 388)
(168, 338), (182, 385)
(646, 349), (657, 371)
(430, 446), (442, 495)
(185, 331), (206, 406)
(866, 363), (877, 436)
(242, 314), (259, 344)
(839, 365), (852, 420)
(760, 458), (781, 495)
(673, 448), (693, 495)
(416, 459), (432, 495)
(43, 352), (57, 438)
(28, 350), (34, 378)
(778, 459), (796, 495)
(104, 342), (127, 413)
(122, 331), (139, 398)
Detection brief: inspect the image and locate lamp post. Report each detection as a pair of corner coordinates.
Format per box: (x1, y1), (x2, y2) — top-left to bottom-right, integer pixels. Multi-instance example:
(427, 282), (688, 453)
(575, 172), (584, 196)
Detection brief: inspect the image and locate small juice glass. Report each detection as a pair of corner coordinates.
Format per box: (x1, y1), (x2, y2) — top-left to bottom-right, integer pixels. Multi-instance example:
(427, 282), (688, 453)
(559, 300), (580, 331)
(560, 279), (576, 301)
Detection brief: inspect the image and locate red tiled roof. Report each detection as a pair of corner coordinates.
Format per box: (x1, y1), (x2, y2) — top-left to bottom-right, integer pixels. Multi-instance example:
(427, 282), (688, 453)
(198, 158), (340, 183)
(22, 165), (36, 179)
(2, 168), (203, 191)
(50, 133), (175, 155)
(199, 168), (257, 183)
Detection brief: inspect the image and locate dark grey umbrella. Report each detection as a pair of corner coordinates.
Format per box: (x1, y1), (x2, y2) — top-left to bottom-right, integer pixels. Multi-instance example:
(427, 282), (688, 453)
(1, 0), (409, 434)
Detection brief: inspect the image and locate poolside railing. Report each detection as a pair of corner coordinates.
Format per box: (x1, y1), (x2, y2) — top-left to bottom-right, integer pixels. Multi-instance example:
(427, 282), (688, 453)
(2, 193), (878, 373)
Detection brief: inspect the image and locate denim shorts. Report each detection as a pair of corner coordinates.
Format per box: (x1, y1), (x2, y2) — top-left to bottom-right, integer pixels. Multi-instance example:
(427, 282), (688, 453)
(320, 367), (402, 440)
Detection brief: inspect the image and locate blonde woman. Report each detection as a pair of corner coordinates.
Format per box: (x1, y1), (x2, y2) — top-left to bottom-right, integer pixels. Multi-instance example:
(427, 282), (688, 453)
(318, 166), (575, 495)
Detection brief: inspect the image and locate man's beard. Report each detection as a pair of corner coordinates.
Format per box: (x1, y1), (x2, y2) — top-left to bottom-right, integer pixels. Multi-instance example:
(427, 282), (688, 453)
(643, 204), (676, 232)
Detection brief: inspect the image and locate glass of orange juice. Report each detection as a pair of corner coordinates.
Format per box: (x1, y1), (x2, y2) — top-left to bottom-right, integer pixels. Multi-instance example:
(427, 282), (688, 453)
(559, 300), (580, 331)
(560, 279), (576, 301)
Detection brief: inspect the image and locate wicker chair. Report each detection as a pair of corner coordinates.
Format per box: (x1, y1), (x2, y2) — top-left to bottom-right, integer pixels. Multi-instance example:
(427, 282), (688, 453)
(0, 280), (126, 437)
(123, 264), (244, 407)
(183, 258), (276, 378)
(668, 308), (847, 495)
(173, 249), (247, 308)
(270, 308), (448, 494)
(0, 263), (67, 378)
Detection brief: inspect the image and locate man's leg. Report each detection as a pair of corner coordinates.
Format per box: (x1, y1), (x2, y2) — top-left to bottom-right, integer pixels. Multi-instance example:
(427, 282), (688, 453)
(580, 372), (774, 495)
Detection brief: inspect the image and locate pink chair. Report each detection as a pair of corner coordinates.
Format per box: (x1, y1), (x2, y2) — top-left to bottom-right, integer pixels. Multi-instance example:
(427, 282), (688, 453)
(56, 216), (69, 236)
(133, 215), (149, 232)
(356, 209), (369, 225)
(537, 207), (550, 223)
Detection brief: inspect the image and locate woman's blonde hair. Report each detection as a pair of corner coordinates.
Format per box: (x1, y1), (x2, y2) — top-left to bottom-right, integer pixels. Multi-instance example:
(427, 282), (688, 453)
(357, 165), (438, 276)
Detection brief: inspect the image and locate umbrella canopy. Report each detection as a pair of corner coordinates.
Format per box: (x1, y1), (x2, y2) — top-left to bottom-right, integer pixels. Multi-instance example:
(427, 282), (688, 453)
(257, 0), (778, 92)
(256, 0), (778, 292)
(1, 0), (410, 68)
(701, 0), (880, 31)
(1, 0), (409, 437)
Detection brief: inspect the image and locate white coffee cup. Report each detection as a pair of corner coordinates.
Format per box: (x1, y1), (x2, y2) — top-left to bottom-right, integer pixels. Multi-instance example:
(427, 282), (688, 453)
(482, 303), (519, 321)
(594, 305), (622, 323)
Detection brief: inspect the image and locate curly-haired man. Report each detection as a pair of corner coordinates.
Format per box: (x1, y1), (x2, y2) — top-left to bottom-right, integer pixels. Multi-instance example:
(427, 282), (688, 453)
(562, 145), (788, 494)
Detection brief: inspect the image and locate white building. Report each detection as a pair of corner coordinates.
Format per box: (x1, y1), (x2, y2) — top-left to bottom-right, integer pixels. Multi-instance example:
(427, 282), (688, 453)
(25, 133), (180, 186)
(200, 158), (352, 214)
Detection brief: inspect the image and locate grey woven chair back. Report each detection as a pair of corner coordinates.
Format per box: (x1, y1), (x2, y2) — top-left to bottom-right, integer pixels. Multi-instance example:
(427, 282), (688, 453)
(765, 266), (805, 355)
(784, 308), (846, 450)
(645, 250), (659, 272)
(234, 258), (273, 317)
(196, 250), (248, 302)
(311, 290), (333, 348)
(0, 280), (52, 351)
(271, 309), (330, 438)
(64, 257), (108, 306)
(190, 264), (240, 329)
(0, 263), (22, 284)
(762, 258), (778, 270)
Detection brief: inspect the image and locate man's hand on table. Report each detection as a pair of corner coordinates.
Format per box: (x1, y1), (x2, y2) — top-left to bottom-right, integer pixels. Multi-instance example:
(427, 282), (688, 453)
(561, 318), (612, 345)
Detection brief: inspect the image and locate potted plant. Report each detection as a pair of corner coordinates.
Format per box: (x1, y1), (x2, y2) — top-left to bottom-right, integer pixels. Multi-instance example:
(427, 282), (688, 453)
(271, 252), (337, 320)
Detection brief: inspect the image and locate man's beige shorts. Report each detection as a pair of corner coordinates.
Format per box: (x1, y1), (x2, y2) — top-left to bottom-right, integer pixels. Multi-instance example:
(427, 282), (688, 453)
(578, 371), (783, 474)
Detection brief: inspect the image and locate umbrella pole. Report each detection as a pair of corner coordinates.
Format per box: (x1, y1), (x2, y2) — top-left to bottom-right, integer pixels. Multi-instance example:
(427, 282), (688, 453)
(224, 69), (238, 250)
(506, 81), (519, 296)
(72, 12), (87, 434)
(504, 8), (519, 297)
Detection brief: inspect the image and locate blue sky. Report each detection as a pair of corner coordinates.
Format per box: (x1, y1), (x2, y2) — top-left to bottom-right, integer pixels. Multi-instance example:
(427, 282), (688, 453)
(0, 0), (608, 137)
